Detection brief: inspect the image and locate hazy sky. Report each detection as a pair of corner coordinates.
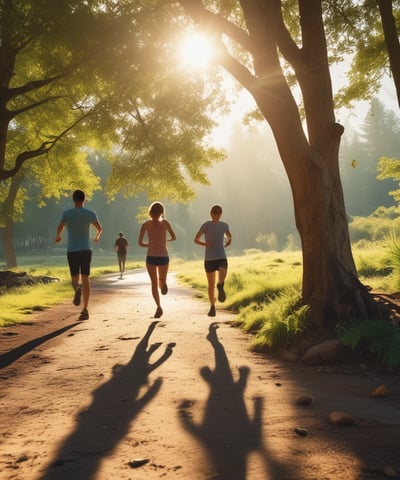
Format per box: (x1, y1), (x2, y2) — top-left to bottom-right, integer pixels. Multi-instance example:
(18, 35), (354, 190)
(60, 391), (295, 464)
(210, 68), (398, 149)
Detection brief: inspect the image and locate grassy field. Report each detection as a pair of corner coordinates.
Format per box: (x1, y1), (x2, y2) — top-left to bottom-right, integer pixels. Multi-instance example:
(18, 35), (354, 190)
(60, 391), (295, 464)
(2, 242), (399, 366)
(0, 241), (397, 330)
(0, 253), (143, 327)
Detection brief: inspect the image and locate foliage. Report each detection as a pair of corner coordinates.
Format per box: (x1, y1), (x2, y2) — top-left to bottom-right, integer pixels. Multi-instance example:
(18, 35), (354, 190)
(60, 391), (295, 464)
(349, 206), (400, 242)
(334, 0), (400, 108)
(340, 100), (400, 218)
(337, 319), (400, 368)
(378, 156), (400, 203)
(386, 232), (400, 289)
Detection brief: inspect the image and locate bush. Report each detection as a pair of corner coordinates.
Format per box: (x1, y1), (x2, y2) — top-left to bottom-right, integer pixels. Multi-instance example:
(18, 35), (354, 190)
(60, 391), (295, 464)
(337, 319), (400, 368)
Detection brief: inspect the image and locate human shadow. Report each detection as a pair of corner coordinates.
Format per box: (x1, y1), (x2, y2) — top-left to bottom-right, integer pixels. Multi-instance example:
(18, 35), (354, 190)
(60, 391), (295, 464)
(179, 322), (288, 480)
(39, 320), (175, 480)
(0, 323), (78, 369)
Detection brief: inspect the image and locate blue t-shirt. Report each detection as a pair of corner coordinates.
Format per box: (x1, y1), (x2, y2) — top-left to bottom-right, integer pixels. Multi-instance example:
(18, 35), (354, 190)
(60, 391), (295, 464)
(198, 220), (230, 260)
(61, 207), (99, 252)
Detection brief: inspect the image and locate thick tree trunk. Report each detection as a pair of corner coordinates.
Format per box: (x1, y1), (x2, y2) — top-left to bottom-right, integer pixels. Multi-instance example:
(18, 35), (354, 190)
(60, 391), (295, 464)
(286, 141), (375, 328)
(249, 72), (380, 328)
(242, 1), (382, 328)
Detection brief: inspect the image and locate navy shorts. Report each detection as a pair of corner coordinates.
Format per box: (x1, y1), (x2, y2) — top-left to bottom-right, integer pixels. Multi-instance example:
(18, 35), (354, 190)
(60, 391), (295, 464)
(204, 258), (228, 273)
(67, 250), (92, 276)
(146, 256), (169, 266)
(117, 253), (127, 262)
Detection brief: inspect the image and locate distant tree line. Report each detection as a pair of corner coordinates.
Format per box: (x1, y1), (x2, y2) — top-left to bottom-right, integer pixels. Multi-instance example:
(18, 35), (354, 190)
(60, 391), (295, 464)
(2, 98), (399, 261)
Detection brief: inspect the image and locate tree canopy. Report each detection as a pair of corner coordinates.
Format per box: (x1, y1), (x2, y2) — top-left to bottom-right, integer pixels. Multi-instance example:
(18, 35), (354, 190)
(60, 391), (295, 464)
(0, 0), (225, 191)
(0, 0), (226, 266)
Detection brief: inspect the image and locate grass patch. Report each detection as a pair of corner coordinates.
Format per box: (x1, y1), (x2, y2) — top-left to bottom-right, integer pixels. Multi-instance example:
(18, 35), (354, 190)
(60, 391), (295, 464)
(0, 281), (72, 326)
(0, 258), (143, 327)
(174, 250), (303, 310)
(175, 245), (399, 358)
(175, 251), (307, 351)
(239, 287), (309, 352)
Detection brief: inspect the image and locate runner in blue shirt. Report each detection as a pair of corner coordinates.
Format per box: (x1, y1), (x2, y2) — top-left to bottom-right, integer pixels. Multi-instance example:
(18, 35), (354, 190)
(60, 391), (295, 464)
(55, 190), (102, 320)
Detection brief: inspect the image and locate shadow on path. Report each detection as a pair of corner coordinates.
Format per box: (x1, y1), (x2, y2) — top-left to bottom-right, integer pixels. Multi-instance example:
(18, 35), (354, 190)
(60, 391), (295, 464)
(179, 322), (289, 480)
(39, 321), (175, 480)
(0, 323), (78, 369)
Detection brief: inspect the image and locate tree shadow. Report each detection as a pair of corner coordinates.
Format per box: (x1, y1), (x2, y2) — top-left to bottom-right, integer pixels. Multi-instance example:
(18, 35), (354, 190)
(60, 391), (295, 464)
(0, 323), (79, 369)
(179, 322), (289, 480)
(39, 320), (175, 480)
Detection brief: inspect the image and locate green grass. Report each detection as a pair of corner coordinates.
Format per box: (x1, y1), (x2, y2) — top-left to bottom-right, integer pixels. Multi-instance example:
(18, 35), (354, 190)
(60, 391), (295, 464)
(174, 245), (398, 354)
(0, 257), (142, 327)
(1, 242), (399, 361)
(174, 250), (307, 351)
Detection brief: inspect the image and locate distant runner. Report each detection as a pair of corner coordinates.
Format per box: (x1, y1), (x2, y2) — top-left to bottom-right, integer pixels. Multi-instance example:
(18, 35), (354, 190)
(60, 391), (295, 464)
(114, 232), (129, 279)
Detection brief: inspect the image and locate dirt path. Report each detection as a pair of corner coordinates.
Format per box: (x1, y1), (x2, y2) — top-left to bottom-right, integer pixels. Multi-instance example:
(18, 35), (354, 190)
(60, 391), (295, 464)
(1, 270), (400, 480)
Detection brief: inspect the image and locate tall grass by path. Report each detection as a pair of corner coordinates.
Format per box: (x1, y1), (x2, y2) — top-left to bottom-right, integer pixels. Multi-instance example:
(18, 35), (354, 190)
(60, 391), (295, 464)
(174, 250), (306, 351)
(174, 244), (399, 355)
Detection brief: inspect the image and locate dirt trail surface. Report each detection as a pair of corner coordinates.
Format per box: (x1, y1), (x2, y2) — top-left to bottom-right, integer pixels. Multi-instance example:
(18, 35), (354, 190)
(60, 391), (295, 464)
(1, 269), (400, 480)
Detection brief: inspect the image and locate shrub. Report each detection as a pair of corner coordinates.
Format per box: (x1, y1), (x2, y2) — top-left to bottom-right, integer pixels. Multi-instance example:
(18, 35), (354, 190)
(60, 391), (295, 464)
(337, 319), (400, 368)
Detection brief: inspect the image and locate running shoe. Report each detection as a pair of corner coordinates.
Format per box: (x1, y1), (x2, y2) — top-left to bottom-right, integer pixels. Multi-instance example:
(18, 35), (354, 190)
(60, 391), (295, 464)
(217, 283), (226, 303)
(154, 306), (163, 318)
(79, 309), (89, 320)
(161, 284), (168, 295)
(207, 305), (216, 317)
(73, 286), (82, 306)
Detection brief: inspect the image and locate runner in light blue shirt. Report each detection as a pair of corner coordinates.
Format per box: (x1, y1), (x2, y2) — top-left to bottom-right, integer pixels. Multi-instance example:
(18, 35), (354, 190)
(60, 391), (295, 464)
(55, 190), (102, 321)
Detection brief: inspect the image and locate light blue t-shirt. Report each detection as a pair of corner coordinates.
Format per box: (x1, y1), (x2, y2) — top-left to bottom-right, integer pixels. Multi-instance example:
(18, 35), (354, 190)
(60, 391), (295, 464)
(61, 207), (98, 252)
(198, 220), (230, 260)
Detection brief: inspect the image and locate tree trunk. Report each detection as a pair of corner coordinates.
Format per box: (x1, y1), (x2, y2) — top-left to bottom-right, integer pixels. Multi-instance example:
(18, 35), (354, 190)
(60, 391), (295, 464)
(283, 137), (373, 328)
(0, 174), (23, 269)
(241, 1), (381, 328)
(1, 221), (17, 269)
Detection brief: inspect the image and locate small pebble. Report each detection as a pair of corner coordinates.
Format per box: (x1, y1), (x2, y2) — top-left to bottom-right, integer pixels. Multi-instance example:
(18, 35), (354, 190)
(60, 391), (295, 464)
(294, 427), (308, 437)
(128, 458), (150, 468)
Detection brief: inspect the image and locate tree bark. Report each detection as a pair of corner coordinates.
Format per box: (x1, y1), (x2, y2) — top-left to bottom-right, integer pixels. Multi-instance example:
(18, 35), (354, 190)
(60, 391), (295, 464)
(377, 0), (400, 109)
(0, 174), (23, 269)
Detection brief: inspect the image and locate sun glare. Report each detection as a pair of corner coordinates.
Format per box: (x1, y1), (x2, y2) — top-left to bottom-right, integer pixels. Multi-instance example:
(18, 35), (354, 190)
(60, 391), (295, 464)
(180, 33), (213, 69)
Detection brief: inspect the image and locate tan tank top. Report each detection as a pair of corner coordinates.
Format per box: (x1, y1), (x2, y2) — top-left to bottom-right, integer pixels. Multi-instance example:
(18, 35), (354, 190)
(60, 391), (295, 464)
(145, 220), (169, 256)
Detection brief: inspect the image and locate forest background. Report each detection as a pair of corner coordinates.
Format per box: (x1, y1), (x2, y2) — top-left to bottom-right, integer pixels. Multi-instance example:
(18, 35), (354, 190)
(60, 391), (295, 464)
(4, 95), (400, 265)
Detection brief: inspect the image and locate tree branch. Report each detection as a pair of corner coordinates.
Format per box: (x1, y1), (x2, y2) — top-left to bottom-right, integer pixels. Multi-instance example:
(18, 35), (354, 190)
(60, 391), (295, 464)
(0, 110), (95, 181)
(216, 40), (257, 92)
(8, 75), (66, 100)
(179, 0), (253, 52)
(10, 95), (66, 118)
